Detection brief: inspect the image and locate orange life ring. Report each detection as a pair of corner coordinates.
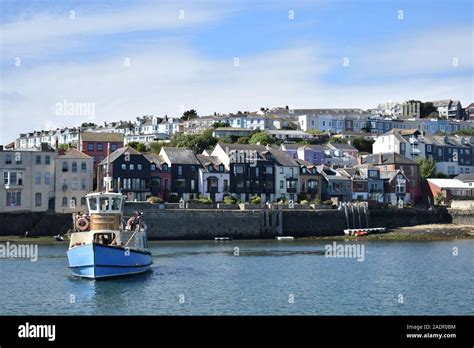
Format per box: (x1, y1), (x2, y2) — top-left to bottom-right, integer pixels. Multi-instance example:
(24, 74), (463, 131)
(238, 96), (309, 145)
(75, 217), (89, 231)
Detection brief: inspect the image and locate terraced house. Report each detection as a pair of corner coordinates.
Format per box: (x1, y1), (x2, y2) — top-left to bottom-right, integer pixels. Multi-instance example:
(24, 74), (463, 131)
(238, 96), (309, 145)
(159, 147), (200, 200)
(211, 143), (276, 202)
(0, 144), (57, 212)
(55, 148), (93, 213)
(196, 154), (230, 202)
(373, 129), (474, 176)
(97, 146), (151, 201)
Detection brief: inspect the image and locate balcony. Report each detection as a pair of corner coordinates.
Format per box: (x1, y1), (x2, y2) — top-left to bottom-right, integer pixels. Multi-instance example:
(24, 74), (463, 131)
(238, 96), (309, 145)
(4, 183), (23, 190)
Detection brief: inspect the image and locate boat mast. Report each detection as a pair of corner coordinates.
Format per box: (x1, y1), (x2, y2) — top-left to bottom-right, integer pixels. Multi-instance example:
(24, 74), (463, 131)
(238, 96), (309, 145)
(104, 142), (112, 192)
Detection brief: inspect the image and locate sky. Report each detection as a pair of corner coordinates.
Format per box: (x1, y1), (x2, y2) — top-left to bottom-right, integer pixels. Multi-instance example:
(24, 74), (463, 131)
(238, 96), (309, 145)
(0, 0), (473, 144)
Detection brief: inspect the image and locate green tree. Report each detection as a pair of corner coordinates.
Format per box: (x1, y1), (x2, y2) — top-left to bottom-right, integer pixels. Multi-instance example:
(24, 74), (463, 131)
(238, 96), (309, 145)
(149, 141), (163, 154)
(236, 136), (250, 144)
(417, 158), (437, 179)
(249, 131), (275, 145)
(181, 109), (198, 121)
(328, 136), (347, 144)
(127, 141), (147, 153)
(80, 122), (97, 128)
(351, 137), (374, 153)
(212, 121), (230, 128)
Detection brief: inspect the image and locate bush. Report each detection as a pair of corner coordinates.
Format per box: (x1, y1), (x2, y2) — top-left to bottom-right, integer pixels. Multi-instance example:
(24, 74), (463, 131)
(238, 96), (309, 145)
(300, 200), (309, 205)
(197, 195), (213, 204)
(147, 196), (163, 204)
(168, 194), (179, 203)
(311, 198), (321, 205)
(250, 195), (261, 204)
(277, 196), (288, 204)
(434, 192), (444, 206)
(321, 200), (333, 206)
(223, 195), (237, 204)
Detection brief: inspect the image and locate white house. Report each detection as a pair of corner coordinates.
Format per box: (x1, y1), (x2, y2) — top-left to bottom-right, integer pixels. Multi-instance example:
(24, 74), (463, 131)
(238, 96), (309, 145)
(196, 154), (230, 202)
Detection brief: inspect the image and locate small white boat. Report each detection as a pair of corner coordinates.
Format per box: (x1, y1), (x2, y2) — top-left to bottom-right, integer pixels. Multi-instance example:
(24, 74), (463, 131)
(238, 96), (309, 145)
(276, 236), (295, 241)
(215, 237), (232, 241)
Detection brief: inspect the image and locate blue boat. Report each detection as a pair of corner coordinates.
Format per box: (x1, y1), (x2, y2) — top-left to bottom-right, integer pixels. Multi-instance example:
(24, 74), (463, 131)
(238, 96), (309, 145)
(67, 191), (152, 279)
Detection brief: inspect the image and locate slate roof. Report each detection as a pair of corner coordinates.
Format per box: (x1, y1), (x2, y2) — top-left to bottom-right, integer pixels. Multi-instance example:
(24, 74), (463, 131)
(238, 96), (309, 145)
(98, 146), (140, 165)
(161, 147), (200, 165)
(454, 173), (474, 182)
(362, 152), (417, 165)
(58, 148), (92, 159)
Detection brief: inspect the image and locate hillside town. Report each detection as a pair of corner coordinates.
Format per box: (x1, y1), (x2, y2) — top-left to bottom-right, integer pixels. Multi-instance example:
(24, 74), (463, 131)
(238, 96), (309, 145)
(1, 99), (474, 214)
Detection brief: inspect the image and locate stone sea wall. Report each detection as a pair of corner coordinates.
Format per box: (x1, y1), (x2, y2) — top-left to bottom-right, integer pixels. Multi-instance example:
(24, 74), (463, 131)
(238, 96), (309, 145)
(0, 204), (466, 239)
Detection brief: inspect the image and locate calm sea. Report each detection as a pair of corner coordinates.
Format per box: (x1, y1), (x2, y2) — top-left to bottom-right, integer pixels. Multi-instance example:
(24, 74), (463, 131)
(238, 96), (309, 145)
(0, 239), (472, 315)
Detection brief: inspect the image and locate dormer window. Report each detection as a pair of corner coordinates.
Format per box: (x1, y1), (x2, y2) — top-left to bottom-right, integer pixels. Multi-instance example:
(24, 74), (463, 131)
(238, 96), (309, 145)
(208, 165), (213, 172)
(163, 164), (168, 171)
(219, 165), (224, 172)
(302, 167), (307, 173)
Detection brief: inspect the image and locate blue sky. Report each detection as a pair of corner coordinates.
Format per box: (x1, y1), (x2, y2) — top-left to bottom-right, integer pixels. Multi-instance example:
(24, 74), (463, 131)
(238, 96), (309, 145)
(0, 0), (473, 143)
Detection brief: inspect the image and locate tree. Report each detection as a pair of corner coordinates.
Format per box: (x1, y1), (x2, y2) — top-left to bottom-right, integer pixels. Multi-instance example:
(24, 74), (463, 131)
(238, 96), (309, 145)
(236, 136), (250, 144)
(149, 141), (163, 154)
(328, 136), (347, 144)
(417, 158), (436, 179)
(127, 141), (147, 153)
(212, 121), (230, 128)
(282, 122), (298, 130)
(420, 102), (437, 118)
(80, 122), (97, 128)
(249, 131), (275, 145)
(351, 137), (374, 153)
(181, 109), (198, 121)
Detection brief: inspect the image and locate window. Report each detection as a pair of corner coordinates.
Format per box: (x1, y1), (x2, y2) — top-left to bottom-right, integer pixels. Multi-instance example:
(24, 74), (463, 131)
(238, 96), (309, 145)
(223, 179), (229, 191)
(81, 179), (86, 190)
(45, 173), (50, 185)
(62, 161), (68, 172)
(279, 167), (284, 174)
(81, 197), (86, 206)
(280, 180), (284, 189)
(208, 165), (213, 172)
(35, 172), (41, 185)
(81, 162), (87, 172)
(5, 154), (12, 164)
(36, 155), (41, 165)
(235, 165), (244, 174)
(72, 161), (77, 172)
(191, 166), (196, 172)
(129, 164), (134, 170)
(35, 193), (42, 206)
(6, 191), (21, 207)
(265, 166), (273, 175)
(121, 164), (126, 170)
(87, 143), (94, 151)
(111, 144), (117, 151)
(45, 155), (51, 165)
(219, 165), (224, 172)
(191, 180), (195, 190)
(97, 143), (103, 151)
(137, 164), (142, 171)
(163, 164), (168, 171)
(71, 178), (78, 190)
(178, 165), (183, 176)
(151, 165), (156, 171)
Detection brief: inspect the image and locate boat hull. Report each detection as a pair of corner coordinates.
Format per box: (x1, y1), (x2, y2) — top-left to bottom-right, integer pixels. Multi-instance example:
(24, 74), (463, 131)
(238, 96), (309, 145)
(67, 243), (152, 279)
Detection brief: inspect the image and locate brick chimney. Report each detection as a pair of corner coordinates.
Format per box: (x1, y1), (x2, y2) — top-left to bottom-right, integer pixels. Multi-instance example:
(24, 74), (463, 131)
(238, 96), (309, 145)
(378, 153), (383, 164)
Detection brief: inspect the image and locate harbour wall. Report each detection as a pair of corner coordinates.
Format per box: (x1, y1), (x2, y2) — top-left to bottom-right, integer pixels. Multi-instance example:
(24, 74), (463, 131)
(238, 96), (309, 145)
(0, 205), (468, 239)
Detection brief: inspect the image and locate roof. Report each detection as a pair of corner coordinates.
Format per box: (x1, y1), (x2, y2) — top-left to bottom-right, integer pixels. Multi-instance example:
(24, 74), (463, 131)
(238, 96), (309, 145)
(58, 148), (92, 159)
(80, 132), (124, 142)
(454, 173), (474, 182)
(213, 127), (253, 132)
(379, 170), (406, 181)
(431, 99), (452, 107)
(362, 152), (417, 165)
(327, 143), (358, 151)
(143, 153), (166, 166)
(196, 154), (226, 172)
(427, 178), (472, 189)
(267, 146), (299, 167)
(295, 158), (316, 168)
(161, 147), (200, 165)
(98, 146), (140, 165)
